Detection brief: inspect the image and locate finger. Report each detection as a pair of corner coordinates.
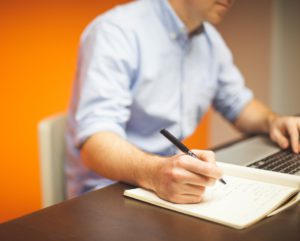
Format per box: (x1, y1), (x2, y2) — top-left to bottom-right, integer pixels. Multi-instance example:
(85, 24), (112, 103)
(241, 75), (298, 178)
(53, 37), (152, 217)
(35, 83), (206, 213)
(176, 155), (223, 179)
(173, 168), (216, 187)
(270, 128), (289, 149)
(167, 193), (204, 204)
(192, 150), (216, 164)
(286, 121), (299, 153)
(157, 182), (205, 204)
(181, 184), (206, 196)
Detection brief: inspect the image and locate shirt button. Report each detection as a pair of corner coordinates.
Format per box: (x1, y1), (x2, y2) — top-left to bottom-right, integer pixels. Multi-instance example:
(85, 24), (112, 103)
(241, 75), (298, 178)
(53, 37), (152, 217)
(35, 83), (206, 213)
(170, 32), (177, 40)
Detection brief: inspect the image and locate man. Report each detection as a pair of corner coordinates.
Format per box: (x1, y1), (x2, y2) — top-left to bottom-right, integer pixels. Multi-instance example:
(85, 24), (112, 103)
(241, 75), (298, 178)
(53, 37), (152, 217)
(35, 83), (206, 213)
(66, 0), (300, 203)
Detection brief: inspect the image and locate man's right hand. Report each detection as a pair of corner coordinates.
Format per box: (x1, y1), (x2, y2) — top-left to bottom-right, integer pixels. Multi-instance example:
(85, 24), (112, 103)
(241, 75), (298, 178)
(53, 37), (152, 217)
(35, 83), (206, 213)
(150, 150), (223, 204)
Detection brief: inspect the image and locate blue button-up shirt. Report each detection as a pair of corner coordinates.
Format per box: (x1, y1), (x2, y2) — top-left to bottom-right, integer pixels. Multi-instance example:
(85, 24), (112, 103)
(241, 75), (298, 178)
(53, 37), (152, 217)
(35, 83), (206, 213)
(66, 0), (253, 197)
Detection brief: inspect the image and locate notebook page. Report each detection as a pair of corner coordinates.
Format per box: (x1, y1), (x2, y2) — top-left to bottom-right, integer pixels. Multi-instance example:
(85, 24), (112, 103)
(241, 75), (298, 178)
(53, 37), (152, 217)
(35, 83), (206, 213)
(124, 176), (298, 229)
(268, 192), (300, 216)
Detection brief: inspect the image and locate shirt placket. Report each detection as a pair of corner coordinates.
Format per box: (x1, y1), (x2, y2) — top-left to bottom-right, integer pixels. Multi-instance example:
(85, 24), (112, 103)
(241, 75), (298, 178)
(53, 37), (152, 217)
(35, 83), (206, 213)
(179, 35), (190, 140)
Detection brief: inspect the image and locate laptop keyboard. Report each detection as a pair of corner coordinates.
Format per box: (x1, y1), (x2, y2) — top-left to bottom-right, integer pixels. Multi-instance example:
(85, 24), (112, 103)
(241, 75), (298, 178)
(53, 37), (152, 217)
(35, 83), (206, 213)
(247, 149), (300, 174)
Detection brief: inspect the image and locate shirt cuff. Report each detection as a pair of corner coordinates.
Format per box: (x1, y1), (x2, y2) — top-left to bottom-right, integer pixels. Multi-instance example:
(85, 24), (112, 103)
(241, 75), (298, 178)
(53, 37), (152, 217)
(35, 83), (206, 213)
(226, 89), (254, 122)
(75, 122), (126, 148)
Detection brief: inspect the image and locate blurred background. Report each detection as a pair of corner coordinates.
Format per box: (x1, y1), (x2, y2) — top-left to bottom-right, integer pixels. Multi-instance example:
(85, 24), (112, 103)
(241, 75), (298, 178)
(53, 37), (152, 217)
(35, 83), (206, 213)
(0, 0), (299, 223)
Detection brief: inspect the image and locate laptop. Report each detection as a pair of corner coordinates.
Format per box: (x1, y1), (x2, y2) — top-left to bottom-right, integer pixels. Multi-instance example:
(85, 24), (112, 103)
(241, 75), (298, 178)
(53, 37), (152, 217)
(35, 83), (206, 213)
(215, 135), (300, 176)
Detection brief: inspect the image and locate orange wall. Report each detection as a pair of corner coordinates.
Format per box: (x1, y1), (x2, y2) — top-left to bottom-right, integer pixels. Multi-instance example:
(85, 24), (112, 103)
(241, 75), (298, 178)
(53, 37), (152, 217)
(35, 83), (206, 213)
(0, 0), (209, 223)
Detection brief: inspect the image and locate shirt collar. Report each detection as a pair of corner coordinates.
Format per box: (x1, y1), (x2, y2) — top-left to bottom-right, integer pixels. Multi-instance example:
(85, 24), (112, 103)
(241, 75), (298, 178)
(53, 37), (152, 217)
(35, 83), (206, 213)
(154, 0), (205, 40)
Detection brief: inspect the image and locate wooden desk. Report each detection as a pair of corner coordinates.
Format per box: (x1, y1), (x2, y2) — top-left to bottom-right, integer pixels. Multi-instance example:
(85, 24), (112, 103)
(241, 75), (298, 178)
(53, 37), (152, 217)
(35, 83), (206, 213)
(1, 182), (300, 241)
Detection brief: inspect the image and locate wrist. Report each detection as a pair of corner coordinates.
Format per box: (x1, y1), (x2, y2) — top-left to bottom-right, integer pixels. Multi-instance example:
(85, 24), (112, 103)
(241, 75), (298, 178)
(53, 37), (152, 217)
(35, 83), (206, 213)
(136, 154), (165, 191)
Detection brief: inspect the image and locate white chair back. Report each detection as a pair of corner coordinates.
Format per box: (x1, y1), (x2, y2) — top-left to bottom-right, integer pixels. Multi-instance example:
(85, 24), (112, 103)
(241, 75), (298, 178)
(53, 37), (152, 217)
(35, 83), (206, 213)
(38, 114), (66, 207)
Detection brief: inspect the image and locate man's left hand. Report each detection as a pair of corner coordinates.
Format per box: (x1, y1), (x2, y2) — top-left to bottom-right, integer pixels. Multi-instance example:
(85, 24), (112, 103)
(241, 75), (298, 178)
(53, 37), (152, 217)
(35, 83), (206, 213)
(268, 115), (300, 154)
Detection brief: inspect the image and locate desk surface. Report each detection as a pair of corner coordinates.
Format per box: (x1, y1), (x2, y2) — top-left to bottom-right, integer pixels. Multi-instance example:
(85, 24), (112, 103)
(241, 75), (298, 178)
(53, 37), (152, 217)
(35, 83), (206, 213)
(1, 183), (300, 241)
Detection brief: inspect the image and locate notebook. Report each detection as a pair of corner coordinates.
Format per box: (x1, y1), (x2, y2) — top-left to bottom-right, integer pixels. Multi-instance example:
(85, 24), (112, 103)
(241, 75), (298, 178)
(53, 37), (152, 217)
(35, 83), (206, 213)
(124, 162), (300, 229)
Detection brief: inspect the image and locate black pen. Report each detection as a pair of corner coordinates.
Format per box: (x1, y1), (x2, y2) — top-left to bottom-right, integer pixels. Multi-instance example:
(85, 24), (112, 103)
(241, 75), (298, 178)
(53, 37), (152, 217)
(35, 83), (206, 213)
(160, 128), (226, 185)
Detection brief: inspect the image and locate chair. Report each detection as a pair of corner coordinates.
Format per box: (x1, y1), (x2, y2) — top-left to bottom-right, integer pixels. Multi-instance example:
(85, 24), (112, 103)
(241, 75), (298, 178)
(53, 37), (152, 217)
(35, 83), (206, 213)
(38, 114), (66, 207)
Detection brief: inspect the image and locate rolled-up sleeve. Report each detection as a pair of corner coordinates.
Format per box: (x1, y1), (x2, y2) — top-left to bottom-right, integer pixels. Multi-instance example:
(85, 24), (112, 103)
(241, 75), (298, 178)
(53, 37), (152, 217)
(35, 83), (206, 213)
(212, 41), (253, 122)
(71, 18), (137, 147)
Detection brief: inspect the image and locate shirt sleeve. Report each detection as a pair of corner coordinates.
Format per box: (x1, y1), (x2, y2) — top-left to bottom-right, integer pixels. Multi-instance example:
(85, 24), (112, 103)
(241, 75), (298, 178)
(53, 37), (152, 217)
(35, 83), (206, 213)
(212, 37), (253, 122)
(70, 18), (138, 148)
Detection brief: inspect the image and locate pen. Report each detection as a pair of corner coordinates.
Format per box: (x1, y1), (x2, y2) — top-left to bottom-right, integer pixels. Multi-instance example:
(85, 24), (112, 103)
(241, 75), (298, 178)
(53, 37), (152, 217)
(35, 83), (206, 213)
(160, 128), (226, 185)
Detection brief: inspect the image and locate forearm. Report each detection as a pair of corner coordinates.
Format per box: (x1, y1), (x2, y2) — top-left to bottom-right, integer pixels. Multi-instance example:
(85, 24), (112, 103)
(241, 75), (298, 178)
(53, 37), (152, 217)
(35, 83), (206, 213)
(80, 131), (163, 190)
(234, 99), (278, 134)
(80, 131), (223, 203)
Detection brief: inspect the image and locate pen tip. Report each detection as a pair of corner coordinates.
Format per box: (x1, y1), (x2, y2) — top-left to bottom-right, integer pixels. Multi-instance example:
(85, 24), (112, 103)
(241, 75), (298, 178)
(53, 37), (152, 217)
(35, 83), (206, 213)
(220, 178), (227, 185)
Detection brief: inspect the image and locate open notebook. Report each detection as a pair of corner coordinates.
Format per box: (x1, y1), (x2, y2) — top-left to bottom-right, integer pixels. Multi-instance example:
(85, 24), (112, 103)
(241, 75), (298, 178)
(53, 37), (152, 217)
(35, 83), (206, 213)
(124, 162), (300, 229)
